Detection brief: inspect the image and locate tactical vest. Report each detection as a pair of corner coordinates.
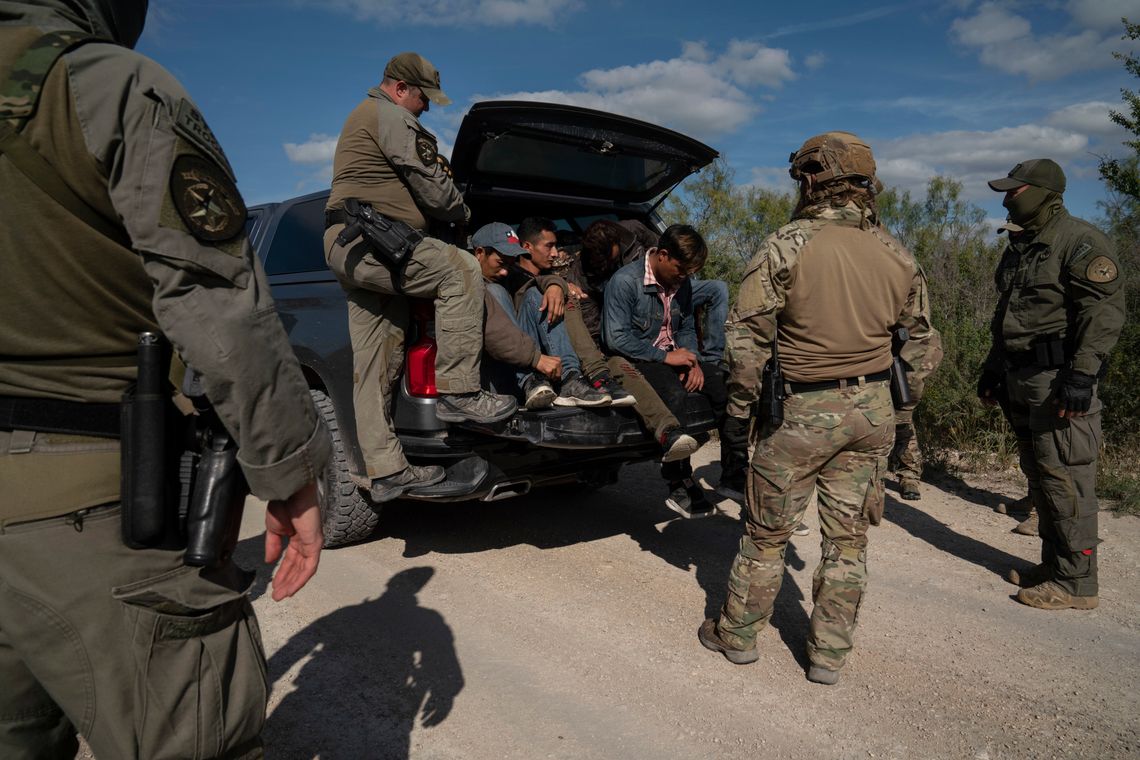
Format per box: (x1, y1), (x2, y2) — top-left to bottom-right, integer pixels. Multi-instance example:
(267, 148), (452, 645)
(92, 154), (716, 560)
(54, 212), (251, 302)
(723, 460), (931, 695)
(0, 27), (157, 404)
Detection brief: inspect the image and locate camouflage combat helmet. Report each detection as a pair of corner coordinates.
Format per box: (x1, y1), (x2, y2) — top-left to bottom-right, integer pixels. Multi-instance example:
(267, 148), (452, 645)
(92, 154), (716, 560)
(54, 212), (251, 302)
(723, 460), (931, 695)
(788, 131), (876, 185)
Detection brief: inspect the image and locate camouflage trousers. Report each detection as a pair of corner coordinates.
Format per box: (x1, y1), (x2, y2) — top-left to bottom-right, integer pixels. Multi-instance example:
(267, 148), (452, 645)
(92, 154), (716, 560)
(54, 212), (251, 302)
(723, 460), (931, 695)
(716, 381), (894, 671)
(889, 411), (922, 482)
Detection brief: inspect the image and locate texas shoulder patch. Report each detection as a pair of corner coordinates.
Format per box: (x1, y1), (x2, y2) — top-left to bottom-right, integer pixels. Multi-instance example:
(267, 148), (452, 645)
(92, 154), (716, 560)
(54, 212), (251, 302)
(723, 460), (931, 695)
(1085, 255), (1119, 284)
(169, 154), (246, 243)
(415, 133), (437, 166)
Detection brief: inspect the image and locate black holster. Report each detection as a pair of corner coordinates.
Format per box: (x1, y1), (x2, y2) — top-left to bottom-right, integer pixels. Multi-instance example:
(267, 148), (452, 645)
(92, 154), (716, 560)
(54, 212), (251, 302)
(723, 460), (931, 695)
(890, 327), (913, 408)
(759, 342), (786, 431)
(336, 198), (423, 272)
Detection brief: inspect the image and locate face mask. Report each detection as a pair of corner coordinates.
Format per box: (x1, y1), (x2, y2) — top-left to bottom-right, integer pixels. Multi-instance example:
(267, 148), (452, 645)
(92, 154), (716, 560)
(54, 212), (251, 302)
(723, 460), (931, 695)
(1002, 185), (1058, 228)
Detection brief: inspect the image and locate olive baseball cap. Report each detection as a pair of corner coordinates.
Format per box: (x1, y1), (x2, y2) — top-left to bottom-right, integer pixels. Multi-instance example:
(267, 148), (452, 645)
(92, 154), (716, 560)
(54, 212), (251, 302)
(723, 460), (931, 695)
(384, 52), (451, 106)
(471, 222), (527, 257)
(988, 159), (1066, 193)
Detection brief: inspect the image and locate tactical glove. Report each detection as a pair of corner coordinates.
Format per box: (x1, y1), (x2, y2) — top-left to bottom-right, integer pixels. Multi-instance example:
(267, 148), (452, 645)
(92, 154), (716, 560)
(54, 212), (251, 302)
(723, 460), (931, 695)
(976, 367), (1005, 403)
(1056, 369), (1095, 415)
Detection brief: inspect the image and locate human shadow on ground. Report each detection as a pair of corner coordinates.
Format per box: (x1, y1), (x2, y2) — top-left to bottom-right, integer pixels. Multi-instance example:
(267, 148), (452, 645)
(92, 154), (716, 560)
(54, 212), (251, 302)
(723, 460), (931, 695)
(260, 567), (463, 760)
(884, 494), (1024, 577)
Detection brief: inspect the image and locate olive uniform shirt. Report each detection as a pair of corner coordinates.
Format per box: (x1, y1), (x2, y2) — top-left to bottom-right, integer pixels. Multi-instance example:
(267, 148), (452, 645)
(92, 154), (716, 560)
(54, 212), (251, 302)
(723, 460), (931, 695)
(984, 208), (1124, 377)
(0, 23), (330, 523)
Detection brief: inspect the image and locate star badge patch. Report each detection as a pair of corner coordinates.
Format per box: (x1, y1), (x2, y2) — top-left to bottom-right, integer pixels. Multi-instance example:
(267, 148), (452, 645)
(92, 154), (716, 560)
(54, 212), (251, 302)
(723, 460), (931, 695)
(1085, 255), (1118, 284)
(416, 134), (437, 167)
(170, 154), (246, 242)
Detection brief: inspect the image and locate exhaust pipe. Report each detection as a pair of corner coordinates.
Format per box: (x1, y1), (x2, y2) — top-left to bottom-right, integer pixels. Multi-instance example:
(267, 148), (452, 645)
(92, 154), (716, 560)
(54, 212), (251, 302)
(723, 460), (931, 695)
(483, 479), (531, 501)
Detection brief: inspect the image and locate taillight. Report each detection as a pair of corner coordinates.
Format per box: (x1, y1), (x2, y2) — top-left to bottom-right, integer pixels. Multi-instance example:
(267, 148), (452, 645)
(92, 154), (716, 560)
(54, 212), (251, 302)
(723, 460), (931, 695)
(407, 299), (437, 397)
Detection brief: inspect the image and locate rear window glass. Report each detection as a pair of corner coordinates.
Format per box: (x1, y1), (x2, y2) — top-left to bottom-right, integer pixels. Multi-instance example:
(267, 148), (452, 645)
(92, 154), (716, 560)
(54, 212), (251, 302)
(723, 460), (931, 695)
(475, 133), (671, 196)
(264, 198), (327, 276)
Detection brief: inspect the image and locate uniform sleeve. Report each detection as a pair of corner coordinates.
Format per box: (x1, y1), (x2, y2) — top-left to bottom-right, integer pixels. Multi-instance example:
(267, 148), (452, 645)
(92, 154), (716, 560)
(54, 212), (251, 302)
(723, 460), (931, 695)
(893, 260), (941, 409)
(726, 233), (789, 419)
(376, 104), (469, 224)
(1064, 232), (1126, 376)
(67, 44), (331, 501)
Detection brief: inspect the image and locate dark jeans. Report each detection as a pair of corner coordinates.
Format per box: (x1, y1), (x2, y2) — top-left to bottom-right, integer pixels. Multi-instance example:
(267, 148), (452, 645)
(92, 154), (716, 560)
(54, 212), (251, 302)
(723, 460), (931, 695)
(632, 360), (744, 484)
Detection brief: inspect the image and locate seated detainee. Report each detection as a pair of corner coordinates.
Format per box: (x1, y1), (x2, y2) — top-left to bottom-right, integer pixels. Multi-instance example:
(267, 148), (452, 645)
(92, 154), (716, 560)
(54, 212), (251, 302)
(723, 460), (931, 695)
(469, 223), (562, 409)
(603, 224), (748, 518)
(579, 219), (730, 364)
(481, 219), (606, 407)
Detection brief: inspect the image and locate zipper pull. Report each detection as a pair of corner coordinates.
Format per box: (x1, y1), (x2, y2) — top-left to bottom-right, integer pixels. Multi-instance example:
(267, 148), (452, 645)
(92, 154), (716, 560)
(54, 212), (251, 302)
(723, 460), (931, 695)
(67, 509), (89, 533)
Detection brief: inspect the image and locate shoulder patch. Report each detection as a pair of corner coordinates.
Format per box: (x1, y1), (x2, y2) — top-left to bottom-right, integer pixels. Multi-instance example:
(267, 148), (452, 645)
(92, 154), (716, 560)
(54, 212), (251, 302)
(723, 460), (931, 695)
(173, 99), (235, 180)
(169, 154), (246, 244)
(1085, 255), (1119, 284)
(415, 133), (437, 166)
(1070, 241), (1094, 266)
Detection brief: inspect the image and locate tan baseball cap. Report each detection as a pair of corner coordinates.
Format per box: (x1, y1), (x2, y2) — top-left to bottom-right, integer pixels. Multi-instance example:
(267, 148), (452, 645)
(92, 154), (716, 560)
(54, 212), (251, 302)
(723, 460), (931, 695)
(384, 52), (451, 106)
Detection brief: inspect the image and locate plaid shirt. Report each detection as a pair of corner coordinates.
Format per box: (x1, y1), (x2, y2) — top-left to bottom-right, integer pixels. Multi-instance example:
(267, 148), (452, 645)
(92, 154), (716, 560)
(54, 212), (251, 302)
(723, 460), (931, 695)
(643, 251), (676, 351)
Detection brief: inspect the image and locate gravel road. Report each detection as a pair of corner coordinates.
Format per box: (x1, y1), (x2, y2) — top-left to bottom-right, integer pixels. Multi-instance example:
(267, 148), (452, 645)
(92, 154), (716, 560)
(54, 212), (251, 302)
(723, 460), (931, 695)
(236, 443), (1140, 760)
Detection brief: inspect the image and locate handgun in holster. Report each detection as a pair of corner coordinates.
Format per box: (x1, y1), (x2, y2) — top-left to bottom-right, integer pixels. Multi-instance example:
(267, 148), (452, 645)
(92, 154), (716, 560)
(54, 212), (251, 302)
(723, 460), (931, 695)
(759, 341), (786, 431)
(336, 198), (424, 272)
(890, 327), (913, 408)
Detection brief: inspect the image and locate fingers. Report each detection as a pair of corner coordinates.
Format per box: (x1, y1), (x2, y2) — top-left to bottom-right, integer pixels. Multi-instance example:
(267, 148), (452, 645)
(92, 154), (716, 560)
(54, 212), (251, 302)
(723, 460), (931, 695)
(270, 544), (320, 601)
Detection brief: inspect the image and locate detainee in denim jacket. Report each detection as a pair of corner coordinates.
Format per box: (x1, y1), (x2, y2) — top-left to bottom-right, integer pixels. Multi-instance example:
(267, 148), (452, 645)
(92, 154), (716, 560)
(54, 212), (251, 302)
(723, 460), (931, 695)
(602, 257), (699, 362)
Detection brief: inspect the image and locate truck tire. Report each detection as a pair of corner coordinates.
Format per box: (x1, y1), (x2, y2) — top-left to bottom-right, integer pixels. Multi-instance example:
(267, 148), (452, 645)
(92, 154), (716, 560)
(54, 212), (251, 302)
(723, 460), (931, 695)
(311, 389), (379, 548)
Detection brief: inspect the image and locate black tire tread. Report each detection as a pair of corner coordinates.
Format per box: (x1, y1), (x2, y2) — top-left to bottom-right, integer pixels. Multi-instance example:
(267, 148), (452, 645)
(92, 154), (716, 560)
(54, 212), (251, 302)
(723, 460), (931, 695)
(311, 389), (378, 547)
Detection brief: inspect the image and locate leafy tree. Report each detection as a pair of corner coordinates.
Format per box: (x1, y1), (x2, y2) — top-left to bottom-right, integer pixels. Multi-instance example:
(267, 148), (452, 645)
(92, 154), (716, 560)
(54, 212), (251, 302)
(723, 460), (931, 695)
(1099, 18), (1140, 200)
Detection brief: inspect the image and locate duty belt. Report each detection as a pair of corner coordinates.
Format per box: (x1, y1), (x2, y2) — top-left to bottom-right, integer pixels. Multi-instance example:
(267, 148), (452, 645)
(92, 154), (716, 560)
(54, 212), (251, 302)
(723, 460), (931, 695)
(786, 369), (891, 395)
(0, 395), (120, 438)
(325, 208), (349, 229)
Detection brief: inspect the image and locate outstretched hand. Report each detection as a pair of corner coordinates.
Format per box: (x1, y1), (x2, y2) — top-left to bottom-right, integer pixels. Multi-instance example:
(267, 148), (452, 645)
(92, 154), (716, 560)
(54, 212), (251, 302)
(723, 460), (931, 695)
(539, 284), (565, 324)
(264, 480), (323, 601)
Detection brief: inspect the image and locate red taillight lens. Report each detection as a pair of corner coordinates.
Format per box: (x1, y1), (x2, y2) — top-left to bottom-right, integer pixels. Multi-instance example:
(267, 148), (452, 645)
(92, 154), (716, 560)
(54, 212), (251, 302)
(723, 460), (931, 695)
(407, 299), (437, 397)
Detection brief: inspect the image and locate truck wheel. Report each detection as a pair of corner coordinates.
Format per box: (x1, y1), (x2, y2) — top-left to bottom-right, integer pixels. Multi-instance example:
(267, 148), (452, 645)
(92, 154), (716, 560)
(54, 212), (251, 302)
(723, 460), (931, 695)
(311, 389), (379, 548)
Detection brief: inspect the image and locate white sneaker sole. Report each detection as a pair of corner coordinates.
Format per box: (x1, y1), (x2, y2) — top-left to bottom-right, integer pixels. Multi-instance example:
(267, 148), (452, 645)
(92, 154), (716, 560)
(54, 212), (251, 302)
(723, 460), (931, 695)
(665, 498), (716, 519)
(661, 433), (700, 463)
(553, 395), (611, 407)
(524, 387), (556, 409)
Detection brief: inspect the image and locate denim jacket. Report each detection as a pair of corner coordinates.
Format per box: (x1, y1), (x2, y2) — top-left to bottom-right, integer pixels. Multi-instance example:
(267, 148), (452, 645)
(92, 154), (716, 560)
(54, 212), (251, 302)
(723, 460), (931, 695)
(602, 258), (697, 362)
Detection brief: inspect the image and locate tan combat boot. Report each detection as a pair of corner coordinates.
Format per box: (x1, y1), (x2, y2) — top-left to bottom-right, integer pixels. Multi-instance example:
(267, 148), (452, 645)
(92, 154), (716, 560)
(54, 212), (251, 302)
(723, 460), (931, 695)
(1007, 563), (1052, 588)
(1016, 580), (1098, 610)
(899, 475), (921, 501)
(1012, 506), (1038, 536)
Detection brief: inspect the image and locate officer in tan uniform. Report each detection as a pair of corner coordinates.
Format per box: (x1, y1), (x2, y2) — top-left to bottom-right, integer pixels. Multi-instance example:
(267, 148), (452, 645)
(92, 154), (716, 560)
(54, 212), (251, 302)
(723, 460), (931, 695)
(324, 52), (516, 503)
(980, 159), (1125, 610)
(0, 1), (331, 757)
(697, 132), (936, 685)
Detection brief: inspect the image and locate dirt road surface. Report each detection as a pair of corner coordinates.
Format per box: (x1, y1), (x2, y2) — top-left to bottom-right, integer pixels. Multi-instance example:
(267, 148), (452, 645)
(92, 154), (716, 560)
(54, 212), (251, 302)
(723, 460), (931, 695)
(236, 443), (1140, 760)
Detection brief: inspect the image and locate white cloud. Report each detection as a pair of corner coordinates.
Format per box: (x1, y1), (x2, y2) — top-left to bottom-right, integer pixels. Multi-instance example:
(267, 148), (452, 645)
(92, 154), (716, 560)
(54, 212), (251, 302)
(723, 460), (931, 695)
(318, 0), (580, 27)
(1066, 0), (1140, 31)
(746, 166), (796, 193)
(950, 1), (1135, 79)
(478, 41), (795, 141)
(1046, 101), (1130, 139)
(875, 124), (1090, 196)
(283, 134), (338, 164)
(804, 52), (827, 71)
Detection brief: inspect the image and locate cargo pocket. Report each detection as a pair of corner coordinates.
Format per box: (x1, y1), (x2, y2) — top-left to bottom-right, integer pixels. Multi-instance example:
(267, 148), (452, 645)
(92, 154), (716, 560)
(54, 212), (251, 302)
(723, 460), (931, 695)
(112, 565), (267, 760)
(1053, 413), (1100, 468)
(862, 456), (886, 527)
(750, 462), (797, 531)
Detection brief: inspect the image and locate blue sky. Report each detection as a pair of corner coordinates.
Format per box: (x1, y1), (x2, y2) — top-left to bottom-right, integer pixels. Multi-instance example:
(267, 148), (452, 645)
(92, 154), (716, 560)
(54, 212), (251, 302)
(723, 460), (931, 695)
(138, 0), (1140, 227)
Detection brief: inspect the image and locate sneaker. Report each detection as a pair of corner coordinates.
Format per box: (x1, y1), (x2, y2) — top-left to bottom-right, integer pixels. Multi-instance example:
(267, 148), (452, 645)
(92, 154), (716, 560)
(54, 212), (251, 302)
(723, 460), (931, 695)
(659, 427), (700, 463)
(715, 472), (746, 502)
(1012, 507), (1038, 536)
(554, 369), (611, 407)
(436, 389), (517, 424)
(1015, 580), (1098, 610)
(899, 476), (921, 501)
(1007, 563), (1052, 588)
(697, 619), (758, 664)
(521, 374), (556, 410)
(591, 372), (637, 407)
(665, 478), (715, 519)
(369, 464), (446, 503)
(792, 522), (810, 536)
(807, 665), (840, 685)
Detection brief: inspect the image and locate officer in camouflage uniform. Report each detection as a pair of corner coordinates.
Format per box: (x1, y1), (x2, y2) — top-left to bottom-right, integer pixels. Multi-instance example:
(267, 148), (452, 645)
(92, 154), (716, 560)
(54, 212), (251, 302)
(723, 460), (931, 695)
(889, 326), (944, 500)
(979, 159), (1125, 610)
(324, 52), (516, 503)
(0, 1), (332, 757)
(697, 132), (936, 684)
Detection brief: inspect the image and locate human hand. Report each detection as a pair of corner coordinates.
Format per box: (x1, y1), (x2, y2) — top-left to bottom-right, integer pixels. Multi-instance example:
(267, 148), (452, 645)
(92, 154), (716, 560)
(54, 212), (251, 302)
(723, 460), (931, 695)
(535, 354), (562, 379)
(682, 362), (705, 392)
(539, 284), (565, 324)
(264, 480), (323, 601)
(1055, 369), (1094, 418)
(976, 368), (1004, 408)
(664, 348), (698, 369)
(567, 282), (588, 301)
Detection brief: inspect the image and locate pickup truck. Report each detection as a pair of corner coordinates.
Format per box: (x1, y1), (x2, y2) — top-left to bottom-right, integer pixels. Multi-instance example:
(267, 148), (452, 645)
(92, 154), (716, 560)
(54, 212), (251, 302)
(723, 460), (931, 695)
(248, 101), (720, 547)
